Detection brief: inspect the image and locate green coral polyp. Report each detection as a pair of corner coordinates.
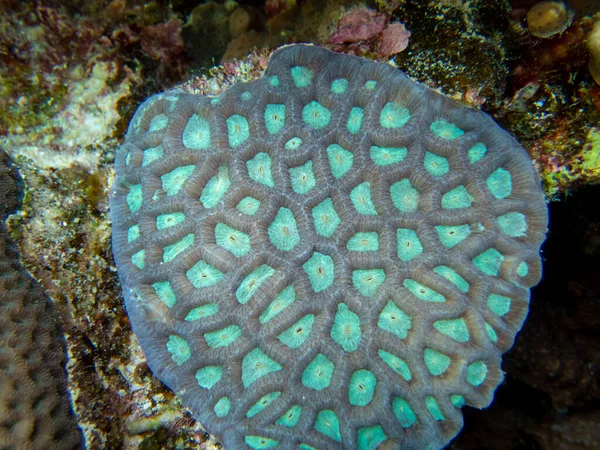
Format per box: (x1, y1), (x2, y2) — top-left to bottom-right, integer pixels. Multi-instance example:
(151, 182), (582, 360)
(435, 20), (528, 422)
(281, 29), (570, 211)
(435, 224), (471, 248)
(161, 165), (195, 197)
(497, 212), (528, 237)
(204, 325), (242, 348)
(314, 409), (341, 442)
(246, 391), (281, 418)
(289, 160), (316, 194)
(433, 266), (469, 292)
(433, 318), (470, 342)
(185, 303), (218, 321)
(186, 260), (223, 288)
(247, 152), (274, 187)
(347, 232), (379, 252)
(131, 249), (145, 269)
(278, 314), (315, 349)
(152, 281), (177, 308)
(467, 361), (488, 386)
(392, 398), (417, 428)
(166, 335), (191, 366)
(348, 369), (376, 406)
(215, 223), (251, 257)
(331, 303), (361, 352)
(487, 293), (511, 316)
(245, 436), (279, 449)
(430, 120), (464, 139)
(236, 264), (275, 304)
(487, 167), (512, 199)
(390, 179), (419, 212)
(353, 269), (386, 297)
(473, 248), (504, 276)
(303, 252), (335, 293)
(127, 225), (140, 243)
(259, 285), (295, 324)
(350, 182), (377, 215)
(331, 78), (348, 94)
(370, 146), (407, 166)
(142, 145), (164, 167)
(226, 114), (250, 148)
(378, 300), (411, 339)
(268, 207), (301, 251)
(404, 279), (446, 302)
(312, 198), (341, 237)
(357, 425), (387, 450)
(264, 104), (285, 134)
(378, 350), (412, 381)
(127, 184), (143, 213)
(163, 233), (194, 262)
(196, 366), (223, 389)
(242, 348), (282, 388)
(276, 405), (302, 428)
(200, 166), (231, 208)
(397, 228), (423, 261)
(424, 348), (451, 376)
(302, 101), (331, 129)
(424, 152), (450, 177)
(347, 107), (363, 134)
(236, 196), (260, 215)
(442, 185), (473, 209)
(156, 212), (185, 230)
(291, 66), (313, 87)
(182, 114), (211, 149)
(327, 144), (353, 179)
(302, 353), (334, 391)
(425, 396), (444, 421)
(214, 397), (230, 417)
(380, 102), (410, 128)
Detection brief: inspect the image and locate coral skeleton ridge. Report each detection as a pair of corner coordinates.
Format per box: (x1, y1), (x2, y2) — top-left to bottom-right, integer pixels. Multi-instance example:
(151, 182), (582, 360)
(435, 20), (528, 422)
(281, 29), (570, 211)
(110, 44), (548, 449)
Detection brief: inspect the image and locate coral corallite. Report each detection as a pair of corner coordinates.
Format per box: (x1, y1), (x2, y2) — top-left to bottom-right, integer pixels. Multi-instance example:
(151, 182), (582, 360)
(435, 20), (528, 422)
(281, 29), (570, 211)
(110, 45), (548, 449)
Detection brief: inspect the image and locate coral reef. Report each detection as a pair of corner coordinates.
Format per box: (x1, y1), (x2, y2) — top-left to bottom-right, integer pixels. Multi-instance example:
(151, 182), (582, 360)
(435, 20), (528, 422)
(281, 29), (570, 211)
(0, 149), (83, 450)
(111, 44), (547, 449)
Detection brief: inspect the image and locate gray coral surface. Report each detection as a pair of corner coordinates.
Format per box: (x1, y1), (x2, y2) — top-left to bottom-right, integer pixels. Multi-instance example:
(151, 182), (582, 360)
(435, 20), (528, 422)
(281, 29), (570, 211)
(110, 45), (548, 450)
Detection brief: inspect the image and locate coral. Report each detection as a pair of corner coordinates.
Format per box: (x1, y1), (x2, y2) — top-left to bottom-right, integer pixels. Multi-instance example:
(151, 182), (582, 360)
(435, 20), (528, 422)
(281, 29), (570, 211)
(526, 1), (573, 38)
(588, 18), (600, 84)
(111, 45), (547, 449)
(0, 149), (83, 450)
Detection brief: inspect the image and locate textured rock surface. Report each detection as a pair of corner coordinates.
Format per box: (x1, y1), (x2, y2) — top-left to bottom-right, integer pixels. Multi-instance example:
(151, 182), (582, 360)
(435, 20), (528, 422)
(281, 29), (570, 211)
(0, 149), (83, 450)
(110, 45), (548, 449)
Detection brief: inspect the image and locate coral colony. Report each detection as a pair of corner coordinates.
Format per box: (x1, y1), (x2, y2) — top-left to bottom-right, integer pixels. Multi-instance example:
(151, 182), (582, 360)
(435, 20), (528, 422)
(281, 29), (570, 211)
(111, 45), (547, 449)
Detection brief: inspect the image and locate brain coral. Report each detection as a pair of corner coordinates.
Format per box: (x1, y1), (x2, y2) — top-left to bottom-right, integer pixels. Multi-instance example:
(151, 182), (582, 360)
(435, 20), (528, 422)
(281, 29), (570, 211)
(110, 45), (548, 449)
(0, 149), (83, 450)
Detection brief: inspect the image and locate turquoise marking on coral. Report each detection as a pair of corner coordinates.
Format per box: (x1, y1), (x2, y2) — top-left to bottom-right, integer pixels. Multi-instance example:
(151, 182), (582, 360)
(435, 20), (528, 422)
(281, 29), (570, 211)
(485, 322), (498, 342)
(433, 266), (469, 292)
(498, 212), (527, 237)
(182, 114), (211, 149)
(370, 146), (407, 166)
(451, 395), (465, 408)
(349, 369), (377, 406)
(186, 260), (223, 288)
(196, 366), (223, 389)
(312, 198), (341, 237)
(424, 152), (450, 177)
(247, 152), (274, 187)
(127, 225), (140, 243)
(200, 166), (231, 208)
(330, 303), (361, 352)
(473, 248), (504, 276)
(259, 285), (295, 324)
(149, 113), (168, 132)
(404, 279), (446, 302)
(127, 184), (143, 213)
(424, 348), (451, 376)
(236, 264), (275, 304)
(276, 405), (302, 428)
(185, 303), (218, 321)
(397, 228), (423, 262)
(299, 445), (317, 450)
(214, 397), (230, 417)
(268, 207), (300, 251)
(156, 212), (185, 230)
(215, 223), (251, 257)
(291, 66), (313, 87)
(392, 398), (417, 428)
(163, 233), (194, 262)
(289, 160), (316, 194)
(166, 335), (191, 365)
(264, 104), (285, 134)
(380, 102), (410, 128)
(378, 300), (411, 339)
(226, 114), (250, 148)
(487, 293), (511, 316)
(241, 91), (252, 101)
(162, 165), (195, 197)
(331, 78), (348, 94)
(302, 101), (331, 129)
(242, 348), (282, 388)
(142, 145), (164, 167)
(425, 396), (444, 421)
(302, 353), (334, 391)
(517, 261), (528, 276)
(357, 425), (387, 450)
(131, 249), (145, 269)
(347, 232), (379, 252)
(430, 120), (464, 139)
(270, 75), (279, 87)
(378, 350), (411, 381)
(390, 179), (419, 212)
(125, 152), (131, 166)
(246, 391), (281, 418)
(210, 97), (220, 105)
(326, 144), (353, 179)
(236, 196), (260, 216)
(442, 185), (473, 209)
(433, 318), (470, 342)
(303, 252), (334, 293)
(347, 107), (363, 134)
(350, 182), (377, 215)
(204, 325), (242, 348)
(365, 80), (377, 89)
(467, 361), (488, 386)
(245, 436), (279, 449)
(284, 137), (302, 150)
(314, 409), (341, 442)
(353, 269), (386, 297)
(487, 167), (512, 199)
(468, 142), (487, 163)
(152, 281), (176, 308)
(435, 224), (471, 248)
(278, 314), (315, 348)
